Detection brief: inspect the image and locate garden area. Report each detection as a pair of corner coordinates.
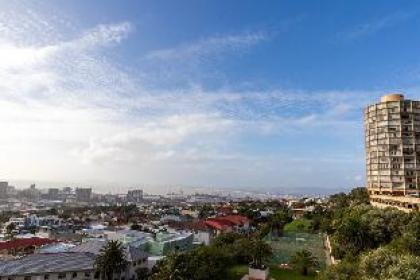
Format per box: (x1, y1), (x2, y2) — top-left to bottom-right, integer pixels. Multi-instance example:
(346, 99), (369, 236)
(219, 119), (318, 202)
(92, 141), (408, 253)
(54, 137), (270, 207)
(264, 231), (326, 268)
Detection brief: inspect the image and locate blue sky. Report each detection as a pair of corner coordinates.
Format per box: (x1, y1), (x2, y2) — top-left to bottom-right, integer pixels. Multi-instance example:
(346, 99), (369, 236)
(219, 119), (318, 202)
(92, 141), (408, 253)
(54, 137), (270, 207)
(1, 0), (419, 193)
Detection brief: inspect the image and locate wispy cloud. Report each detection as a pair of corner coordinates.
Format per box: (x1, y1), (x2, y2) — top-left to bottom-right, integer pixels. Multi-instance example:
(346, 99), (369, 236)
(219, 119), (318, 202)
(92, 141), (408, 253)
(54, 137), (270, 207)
(75, 113), (233, 164)
(340, 11), (416, 41)
(0, 2), (368, 190)
(145, 31), (268, 61)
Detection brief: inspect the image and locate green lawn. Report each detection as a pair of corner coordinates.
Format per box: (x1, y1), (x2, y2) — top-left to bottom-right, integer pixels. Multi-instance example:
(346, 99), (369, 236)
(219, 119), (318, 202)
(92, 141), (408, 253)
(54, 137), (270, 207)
(270, 268), (316, 280)
(284, 218), (312, 233)
(226, 265), (248, 280)
(226, 265), (316, 280)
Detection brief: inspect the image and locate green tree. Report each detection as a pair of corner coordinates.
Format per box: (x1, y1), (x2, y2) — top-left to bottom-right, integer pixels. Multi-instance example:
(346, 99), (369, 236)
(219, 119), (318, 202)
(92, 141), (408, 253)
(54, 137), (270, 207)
(136, 267), (150, 280)
(130, 223), (141, 231)
(232, 237), (254, 263)
(212, 232), (242, 247)
(362, 207), (408, 246)
(332, 213), (373, 258)
(387, 213), (420, 257)
(256, 223), (271, 239)
(329, 192), (350, 210)
(268, 209), (291, 238)
(249, 239), (272, 269)
(289, 249), (318, 276)
(94, 240), (128, 280)
(5, 222), (16, 240)
(198, 204), (214, 219)
(359, 247), (420, 280)
(397, 212), (420, 256)
(151, 246), (232, 280)
(318, 259), (360, 280)
(385, 254), (420, 280)
(349, 187), (370, 205)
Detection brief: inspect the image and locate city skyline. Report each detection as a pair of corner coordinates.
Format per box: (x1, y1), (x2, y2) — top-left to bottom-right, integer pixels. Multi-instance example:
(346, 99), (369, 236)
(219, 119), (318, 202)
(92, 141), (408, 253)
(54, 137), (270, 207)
(2, 1), (420, 191)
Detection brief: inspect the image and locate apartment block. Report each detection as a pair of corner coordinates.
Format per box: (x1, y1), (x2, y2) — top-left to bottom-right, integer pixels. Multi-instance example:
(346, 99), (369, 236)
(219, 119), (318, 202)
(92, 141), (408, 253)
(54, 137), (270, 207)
(364, 94), (420, 212)
(75, 188), (92, 203)
(127, 189), (143, 203)
(0, 181), (8, 199)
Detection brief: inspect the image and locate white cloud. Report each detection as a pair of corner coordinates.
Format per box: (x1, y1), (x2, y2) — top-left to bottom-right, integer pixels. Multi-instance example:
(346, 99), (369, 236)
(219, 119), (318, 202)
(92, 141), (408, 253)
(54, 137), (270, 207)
(75, 113), (234, 164)
(145, 31), (267, 61)
(74, 22), (132, 48)
(0, 2), (369, 190)
(341, 11), (416, 40)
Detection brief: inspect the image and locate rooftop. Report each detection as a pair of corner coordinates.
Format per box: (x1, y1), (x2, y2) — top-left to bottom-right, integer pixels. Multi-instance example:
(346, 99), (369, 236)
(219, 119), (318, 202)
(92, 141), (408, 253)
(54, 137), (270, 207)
(0, 252), (95, 276)
(380, 93), (404, 103)
(0, 237), (56, 251)
(204, 215), (249, 230)
(69, 240), (148, 261)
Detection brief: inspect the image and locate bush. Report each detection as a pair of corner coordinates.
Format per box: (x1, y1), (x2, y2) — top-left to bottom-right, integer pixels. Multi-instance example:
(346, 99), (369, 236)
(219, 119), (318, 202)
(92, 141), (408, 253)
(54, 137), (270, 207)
(359, 247), (420, 280)
(318, 259), (360, 280)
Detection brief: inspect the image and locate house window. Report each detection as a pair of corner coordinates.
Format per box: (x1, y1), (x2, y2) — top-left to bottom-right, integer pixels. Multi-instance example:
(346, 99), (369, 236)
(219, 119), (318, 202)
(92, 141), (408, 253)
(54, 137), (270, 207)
(94, 272), (100, 279)
(44, 275), (50, 280)
(24, 277), (31, 280)
(58, 273), (66, 279)
(84, 272), (91, 278)
(72, 272), (78, 278)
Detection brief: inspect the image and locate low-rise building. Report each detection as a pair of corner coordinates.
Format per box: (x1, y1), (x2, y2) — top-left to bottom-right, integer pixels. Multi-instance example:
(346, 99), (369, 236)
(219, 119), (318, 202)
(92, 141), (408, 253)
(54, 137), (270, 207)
(0, 252), (97, 280)
(69, 240), (148, 279)
(106, 229), (194, 257)
(204, 215), (250, 236)
(0, 239), (149, 280)
(0, 237), (56, 257)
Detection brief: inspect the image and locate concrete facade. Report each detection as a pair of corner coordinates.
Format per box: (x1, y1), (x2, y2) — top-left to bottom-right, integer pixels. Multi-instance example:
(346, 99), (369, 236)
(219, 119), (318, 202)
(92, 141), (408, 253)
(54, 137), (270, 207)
(127, 190), (143, 203)
(0, 182), (8, 199)
(75, 188), (92, 203)
(364, 94), (420, 211)
(1, 270), (96, 280)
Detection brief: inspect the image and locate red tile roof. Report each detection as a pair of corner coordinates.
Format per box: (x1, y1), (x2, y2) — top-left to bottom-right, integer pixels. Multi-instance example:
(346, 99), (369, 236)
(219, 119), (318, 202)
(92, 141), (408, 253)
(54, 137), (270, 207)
(204, 215), (249, 230)
(219, 215), (249, 226)
(0, 237), (56, 251)
(204, 219), (232, 230)
(192, 220), (209, 231)
(166, 220), (209, 231)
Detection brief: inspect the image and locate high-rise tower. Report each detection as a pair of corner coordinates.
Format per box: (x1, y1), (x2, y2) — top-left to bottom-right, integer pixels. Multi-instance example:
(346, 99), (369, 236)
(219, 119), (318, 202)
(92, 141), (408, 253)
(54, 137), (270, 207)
(364, 94), (420, 212)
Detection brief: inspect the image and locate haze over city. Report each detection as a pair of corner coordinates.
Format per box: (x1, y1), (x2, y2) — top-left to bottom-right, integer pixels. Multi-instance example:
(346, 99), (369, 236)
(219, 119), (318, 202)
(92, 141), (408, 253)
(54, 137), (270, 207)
(2, 0), (420, 193)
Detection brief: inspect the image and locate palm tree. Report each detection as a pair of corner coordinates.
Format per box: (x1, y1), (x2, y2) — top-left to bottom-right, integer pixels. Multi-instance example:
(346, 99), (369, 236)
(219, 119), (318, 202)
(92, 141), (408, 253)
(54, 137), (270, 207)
(269, 210), (290, 238)
(250, 239), (272, 269)
(289, 249), (319, 276)
(95, 240), (128, 280)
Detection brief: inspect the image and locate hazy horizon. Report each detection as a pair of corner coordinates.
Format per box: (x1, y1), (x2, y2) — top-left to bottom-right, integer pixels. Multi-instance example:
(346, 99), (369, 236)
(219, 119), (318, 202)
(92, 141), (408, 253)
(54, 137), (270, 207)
(6, 178), (349, 196)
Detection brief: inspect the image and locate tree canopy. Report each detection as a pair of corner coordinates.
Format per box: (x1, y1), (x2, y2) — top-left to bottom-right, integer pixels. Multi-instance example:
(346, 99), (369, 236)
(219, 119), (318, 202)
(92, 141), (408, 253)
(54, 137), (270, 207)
(289, 249), (319, 276)
(95, 240), (128, 280)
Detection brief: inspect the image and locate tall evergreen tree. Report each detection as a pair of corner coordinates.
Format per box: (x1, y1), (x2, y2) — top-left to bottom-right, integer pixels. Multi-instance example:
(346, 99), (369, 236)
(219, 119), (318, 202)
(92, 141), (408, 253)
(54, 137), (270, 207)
(95, 240), (128, 280)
